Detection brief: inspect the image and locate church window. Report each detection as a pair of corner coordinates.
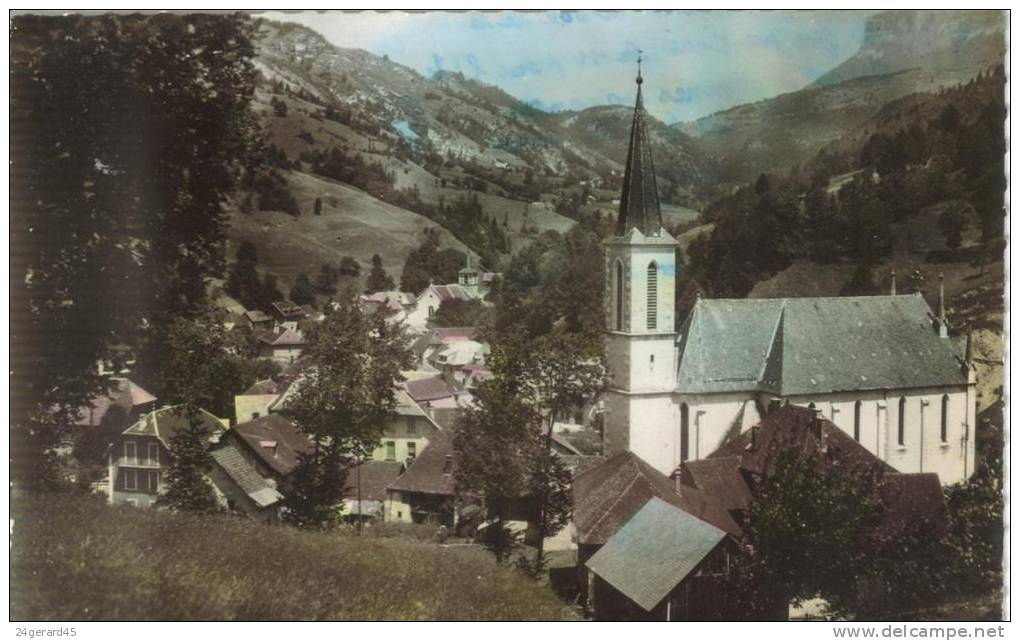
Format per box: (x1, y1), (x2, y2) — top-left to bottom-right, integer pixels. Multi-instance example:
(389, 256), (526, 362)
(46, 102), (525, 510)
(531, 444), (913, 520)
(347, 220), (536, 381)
(940, 395), (949, 443)
(614, 259), (624, 331)
(898, 397), (906, 446)
(680, 403), (689, 462)
(853, 400), (862, 442)
(646, 261), (658, 330)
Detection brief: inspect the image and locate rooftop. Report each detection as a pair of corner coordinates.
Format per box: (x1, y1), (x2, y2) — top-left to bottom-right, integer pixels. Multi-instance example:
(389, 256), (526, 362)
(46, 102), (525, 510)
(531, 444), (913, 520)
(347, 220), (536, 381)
(586, 497), (726, 612)
(677, 295), (966, 395)
(387, 431), (457, 497)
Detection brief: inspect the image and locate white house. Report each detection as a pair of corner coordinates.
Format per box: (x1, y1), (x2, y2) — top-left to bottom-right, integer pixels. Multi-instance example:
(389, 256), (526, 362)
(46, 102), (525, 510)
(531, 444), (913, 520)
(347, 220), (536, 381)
(602, 69), (977, 486)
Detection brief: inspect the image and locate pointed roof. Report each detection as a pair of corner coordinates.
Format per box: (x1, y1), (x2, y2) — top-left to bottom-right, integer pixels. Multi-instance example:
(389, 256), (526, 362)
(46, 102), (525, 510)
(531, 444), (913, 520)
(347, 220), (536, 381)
(616, 58), (663, 238)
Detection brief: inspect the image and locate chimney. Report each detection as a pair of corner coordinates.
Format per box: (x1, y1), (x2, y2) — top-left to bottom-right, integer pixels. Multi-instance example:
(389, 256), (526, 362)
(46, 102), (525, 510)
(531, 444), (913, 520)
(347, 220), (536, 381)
(443, 454), (453, 475)
(671, 466), (684, 490)
(810, 408), (823, 443)
(890, 269), (897, 295)
(937, 271), (949, 338)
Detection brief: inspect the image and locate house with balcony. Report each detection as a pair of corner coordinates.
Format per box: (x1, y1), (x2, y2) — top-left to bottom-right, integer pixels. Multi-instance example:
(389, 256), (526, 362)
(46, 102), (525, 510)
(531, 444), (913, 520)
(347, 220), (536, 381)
(107, 405), (227, 508)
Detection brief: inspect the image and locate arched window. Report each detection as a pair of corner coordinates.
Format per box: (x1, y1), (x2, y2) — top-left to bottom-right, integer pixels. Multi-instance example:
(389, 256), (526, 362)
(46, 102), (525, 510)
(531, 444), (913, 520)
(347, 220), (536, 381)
(808, 402), (816, 410)
(680, 403), (690, 462)
(853, 400), (862, 442)
(646, 261), (658, 330)
(614, 259), (624, 331)
(898, 397), (907, 446)
(940, 394), (949, 443)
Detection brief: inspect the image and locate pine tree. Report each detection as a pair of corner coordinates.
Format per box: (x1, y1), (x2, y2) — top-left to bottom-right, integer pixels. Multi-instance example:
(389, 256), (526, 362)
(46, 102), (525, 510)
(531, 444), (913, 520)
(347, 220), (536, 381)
(290, 273), (316, 306)
(364, 254), (395, 292)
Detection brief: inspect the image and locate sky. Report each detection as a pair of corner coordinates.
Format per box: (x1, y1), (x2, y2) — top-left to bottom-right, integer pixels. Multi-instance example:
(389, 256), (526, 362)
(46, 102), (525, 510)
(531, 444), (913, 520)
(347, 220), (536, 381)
(260, 10), (871, 123)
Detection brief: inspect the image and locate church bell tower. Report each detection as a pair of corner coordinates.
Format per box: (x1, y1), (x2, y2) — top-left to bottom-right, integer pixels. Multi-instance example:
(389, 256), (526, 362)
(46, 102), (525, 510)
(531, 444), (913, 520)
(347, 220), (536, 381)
(602, 57), (680, 472)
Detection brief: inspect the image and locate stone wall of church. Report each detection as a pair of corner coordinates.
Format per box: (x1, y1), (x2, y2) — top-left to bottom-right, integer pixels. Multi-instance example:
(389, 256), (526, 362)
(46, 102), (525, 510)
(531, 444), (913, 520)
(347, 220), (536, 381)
(787, 385), (976, 484)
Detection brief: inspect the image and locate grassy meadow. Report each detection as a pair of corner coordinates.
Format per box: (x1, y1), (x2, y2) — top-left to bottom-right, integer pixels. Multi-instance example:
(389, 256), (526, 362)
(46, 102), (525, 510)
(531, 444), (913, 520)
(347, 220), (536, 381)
(10, 493), (579, 621)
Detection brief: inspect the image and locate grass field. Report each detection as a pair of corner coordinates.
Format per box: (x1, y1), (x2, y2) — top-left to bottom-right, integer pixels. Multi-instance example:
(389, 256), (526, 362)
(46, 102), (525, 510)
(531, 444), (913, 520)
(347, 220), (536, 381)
(10, 493), (579, 621)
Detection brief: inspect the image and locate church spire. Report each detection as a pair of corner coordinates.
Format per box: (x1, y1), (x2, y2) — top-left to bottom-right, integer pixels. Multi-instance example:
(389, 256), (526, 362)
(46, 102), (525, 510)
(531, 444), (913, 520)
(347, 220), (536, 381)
(616, 52), (663, 237)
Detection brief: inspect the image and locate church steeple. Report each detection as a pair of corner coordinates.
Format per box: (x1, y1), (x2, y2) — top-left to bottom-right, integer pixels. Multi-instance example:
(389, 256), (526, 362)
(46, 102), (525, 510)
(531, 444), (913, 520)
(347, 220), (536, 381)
(616, 53), (663, 237)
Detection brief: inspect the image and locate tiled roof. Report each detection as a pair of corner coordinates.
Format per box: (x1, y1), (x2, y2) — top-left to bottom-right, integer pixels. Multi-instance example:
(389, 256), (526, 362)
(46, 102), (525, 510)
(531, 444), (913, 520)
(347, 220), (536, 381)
(233, 414), (313, 477)
(74, 377), (156, 427)
(343, 461), (405, 503)
(403, 376), (458, 403)
(387, 431), (456, 496)
(256, 327), (306, 347)
(709, 404), (896, 477)
(877, 473), (949, 538)
(586, 497), (725, 611)
(573, 450), (739, 545)
(210, 440), (283, 508)
(677, 295), (967, 395)
(122, 405), (225, 447)
(678, 456), (752, 513)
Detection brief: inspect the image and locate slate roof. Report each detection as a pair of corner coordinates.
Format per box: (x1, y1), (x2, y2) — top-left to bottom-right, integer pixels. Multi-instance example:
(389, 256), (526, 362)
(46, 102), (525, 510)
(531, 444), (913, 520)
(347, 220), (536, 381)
(387, 431), (456, 497)
(615, 69), (663, 238)
(74, 377), (156, 427)
(344, 461), (405, 503)
(210, 440), (283, 508)
(573, 450), (739, 545)
(677, 295), (966, 396)
(233, 413), (313, 477)
(122, 405), (225, 447)
(586, 497), (725, 611)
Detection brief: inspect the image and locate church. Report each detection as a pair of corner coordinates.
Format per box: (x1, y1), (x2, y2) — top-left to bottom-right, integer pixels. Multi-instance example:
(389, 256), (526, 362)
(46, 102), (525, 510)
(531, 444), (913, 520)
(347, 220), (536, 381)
(602, 66), (977, 486)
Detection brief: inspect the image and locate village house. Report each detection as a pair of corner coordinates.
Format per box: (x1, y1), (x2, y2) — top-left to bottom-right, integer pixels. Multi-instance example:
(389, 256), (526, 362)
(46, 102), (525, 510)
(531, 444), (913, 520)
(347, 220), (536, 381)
(255, 326), (306, 364)
(385, 430), (458, 526)
(404, 284), (474, 331)
(220, 413), (312, 490)
(342, 460), (404, 521)
(601, 64), (977, 486)
(208, 436), (284, 522)
(73, 377), (157, 429)
(575, 404), (949, 621)
(107, 405), (227, 508)
(371, 389), (443, 465)
(269, 300), (309, 330)
(243, 309), (274, 332)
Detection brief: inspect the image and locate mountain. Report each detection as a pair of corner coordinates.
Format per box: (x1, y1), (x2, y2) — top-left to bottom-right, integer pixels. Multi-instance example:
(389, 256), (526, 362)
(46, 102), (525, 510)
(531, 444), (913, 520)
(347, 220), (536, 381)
(253, 20), (714, 195)
(814, 10), (1005, 87)
(230, 19), (716, 292)
(678, 10), (1005, 187)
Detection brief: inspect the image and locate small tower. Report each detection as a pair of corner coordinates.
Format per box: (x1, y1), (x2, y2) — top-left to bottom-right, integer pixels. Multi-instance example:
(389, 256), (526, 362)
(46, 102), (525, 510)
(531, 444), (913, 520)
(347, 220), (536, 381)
(603, 55), (680, 469)
(458, 255), (480, 296)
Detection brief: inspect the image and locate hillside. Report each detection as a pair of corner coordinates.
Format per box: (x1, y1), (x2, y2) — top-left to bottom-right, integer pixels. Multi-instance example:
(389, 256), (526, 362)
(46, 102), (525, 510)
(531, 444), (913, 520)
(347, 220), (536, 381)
(677, 10), (1005, 186)
(11, 493), (578, 621)
(229, 18), (718, 295)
